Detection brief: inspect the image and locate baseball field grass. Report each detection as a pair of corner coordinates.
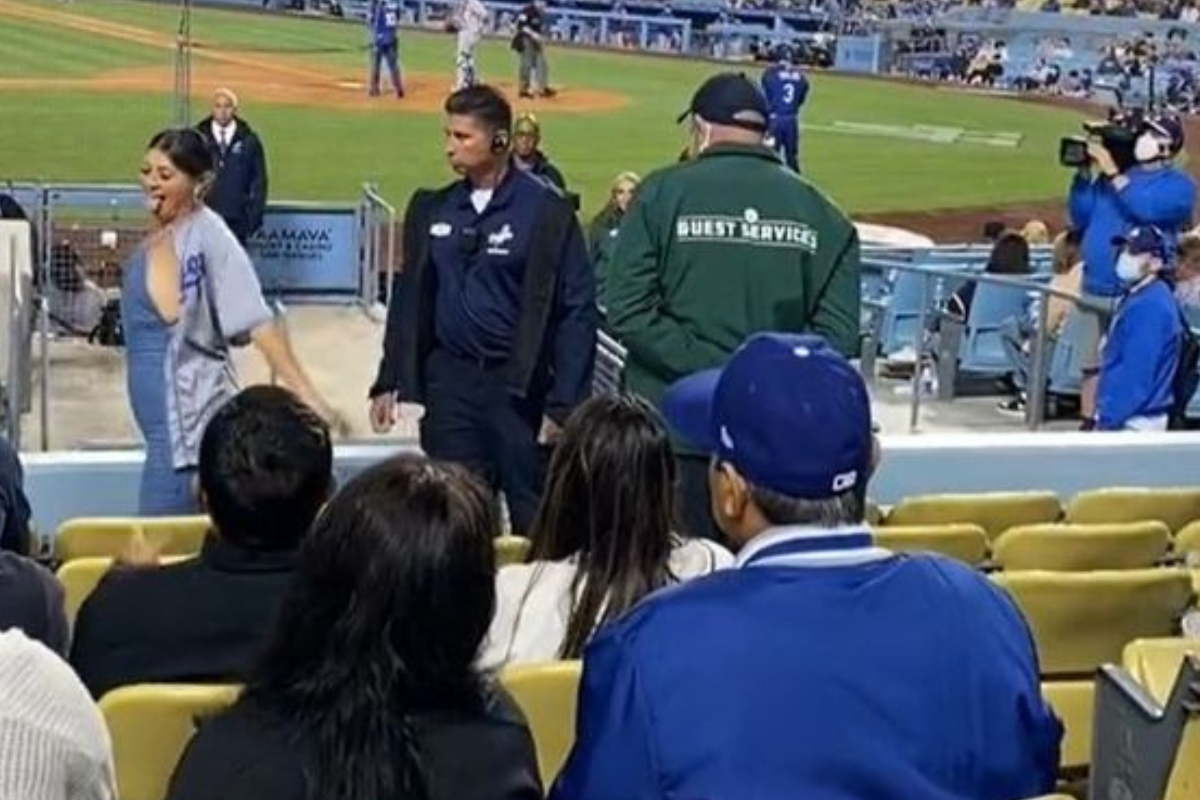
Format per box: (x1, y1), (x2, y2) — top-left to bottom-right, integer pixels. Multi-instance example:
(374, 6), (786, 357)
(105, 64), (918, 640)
(0, 0), (1085, 217)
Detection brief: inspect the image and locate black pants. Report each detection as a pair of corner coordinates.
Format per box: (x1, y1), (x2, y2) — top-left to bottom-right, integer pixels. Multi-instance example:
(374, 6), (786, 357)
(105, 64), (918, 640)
(677, 454), (725, 545)
(420, 348), (547, 535)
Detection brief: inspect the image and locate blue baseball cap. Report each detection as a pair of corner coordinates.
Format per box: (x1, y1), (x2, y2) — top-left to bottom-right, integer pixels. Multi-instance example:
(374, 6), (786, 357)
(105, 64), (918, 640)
(1112, 226), (1169, 259)
(662, 333), (874, 500)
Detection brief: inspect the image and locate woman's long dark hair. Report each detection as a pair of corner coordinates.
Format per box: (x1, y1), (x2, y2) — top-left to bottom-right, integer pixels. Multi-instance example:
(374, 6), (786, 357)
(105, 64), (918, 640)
(242, 455), (499, 800)
(526, 395), (679, 659)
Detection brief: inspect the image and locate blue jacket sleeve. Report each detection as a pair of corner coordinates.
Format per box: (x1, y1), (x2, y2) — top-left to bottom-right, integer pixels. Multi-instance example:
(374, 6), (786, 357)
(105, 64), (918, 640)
(546, 218), (599, 423)
(1068, 173), (1097, 231)
(548, 628), (660, 800)
(796, 75), (810, 107)
(976, 580), (1064, 796)
(1097, 305), (1175, 429)
(1114, 169), (1197, 228)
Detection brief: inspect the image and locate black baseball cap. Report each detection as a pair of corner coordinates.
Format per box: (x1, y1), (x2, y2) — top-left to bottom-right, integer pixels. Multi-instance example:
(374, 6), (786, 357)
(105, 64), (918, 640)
(676, 72), (769, 133)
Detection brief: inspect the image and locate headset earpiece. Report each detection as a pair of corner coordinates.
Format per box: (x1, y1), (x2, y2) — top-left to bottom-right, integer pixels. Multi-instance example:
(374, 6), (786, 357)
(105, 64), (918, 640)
(492, 129), (510, 153)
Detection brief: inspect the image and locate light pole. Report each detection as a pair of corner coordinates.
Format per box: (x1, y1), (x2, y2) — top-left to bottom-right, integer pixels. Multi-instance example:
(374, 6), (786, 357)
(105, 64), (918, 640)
(174, 0), (193, 126)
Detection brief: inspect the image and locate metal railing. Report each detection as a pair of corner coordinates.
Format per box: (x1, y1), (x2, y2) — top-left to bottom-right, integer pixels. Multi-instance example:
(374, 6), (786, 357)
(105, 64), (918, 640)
(360, 184), (398, 317)
(862, 260), (1110, 433)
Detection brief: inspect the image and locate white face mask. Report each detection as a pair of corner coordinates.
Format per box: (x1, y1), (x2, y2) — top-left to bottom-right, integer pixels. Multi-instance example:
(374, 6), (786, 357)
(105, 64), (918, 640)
(1116, 251), (1148, 283)
(1134, 133), (1166, 163)
(690, 118), (713, 157)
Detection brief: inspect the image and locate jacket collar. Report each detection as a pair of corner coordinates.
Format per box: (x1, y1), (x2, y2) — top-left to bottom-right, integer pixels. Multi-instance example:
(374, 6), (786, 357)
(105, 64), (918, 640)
(697, 142), (781, 164)
(200, 532), (299, 574)
(736, 525), (893, 569)
(454, 161), (523, 213)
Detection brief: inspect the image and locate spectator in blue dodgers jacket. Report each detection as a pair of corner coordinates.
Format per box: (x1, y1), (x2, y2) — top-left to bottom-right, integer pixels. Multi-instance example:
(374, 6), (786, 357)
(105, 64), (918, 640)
(550, 332), (1063, 800)
(1096, 226), (1185, 431)
(369, 85), (597, 535)
(1068, 112), (1194, 429)
(195, 88), (269, 244)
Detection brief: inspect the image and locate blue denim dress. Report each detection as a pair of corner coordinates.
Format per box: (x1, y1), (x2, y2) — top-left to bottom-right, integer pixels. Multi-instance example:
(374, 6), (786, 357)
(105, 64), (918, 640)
(122, 247), (198, 516)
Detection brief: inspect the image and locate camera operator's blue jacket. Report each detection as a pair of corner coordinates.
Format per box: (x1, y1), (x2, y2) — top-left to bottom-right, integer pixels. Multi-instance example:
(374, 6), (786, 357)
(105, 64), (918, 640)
(1096, 277), (1182, 430)
(1069, 166), (1195, 297)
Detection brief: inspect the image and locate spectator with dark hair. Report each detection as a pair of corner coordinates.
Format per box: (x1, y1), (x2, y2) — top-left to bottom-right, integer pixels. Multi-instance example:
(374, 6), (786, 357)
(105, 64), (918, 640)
(0, 435), (32, 554)
(482, 394), (731, 668)
(0, 551), (68, 655)
(370, 85), (597, 535)
(127, 127), (340, 516)
(551, 333), (1062, 800)
(166, 456), (542, 800)
(70, 385), (333, 699)
(947, 230), (1031, 320)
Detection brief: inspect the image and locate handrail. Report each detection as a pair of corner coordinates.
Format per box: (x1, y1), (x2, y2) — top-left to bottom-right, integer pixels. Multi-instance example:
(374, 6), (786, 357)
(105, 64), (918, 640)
(865, 258), (1107, 432)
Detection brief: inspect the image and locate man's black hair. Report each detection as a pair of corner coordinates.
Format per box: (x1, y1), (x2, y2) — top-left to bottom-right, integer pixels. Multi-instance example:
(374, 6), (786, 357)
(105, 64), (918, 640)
(198, 386), (333, 552)
(444, 84), (513, 136)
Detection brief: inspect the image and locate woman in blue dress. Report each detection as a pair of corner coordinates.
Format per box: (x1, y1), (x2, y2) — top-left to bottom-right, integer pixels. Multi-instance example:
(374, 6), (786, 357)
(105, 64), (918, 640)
(126, 129), (342, 515)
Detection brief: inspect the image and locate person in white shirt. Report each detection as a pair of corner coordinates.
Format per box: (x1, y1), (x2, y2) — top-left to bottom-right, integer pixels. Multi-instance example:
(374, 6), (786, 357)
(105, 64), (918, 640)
(0, 628), (116, 800)
(453, 0), (490, 90)
(481, 395), (733, 669)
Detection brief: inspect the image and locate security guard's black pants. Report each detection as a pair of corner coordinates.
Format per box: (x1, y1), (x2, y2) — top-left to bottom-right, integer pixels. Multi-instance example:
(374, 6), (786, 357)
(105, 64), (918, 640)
(420, 347), (547, 536)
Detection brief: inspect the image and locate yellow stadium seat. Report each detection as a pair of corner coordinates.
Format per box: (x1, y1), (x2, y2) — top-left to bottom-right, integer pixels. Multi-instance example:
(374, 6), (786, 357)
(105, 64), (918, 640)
(993, 569), (1195, 678)
(992, 522), (1171, 572)
(99, 683), (239, 800)
(1175, 520), (1200, 561)
(885, 491), (1062, 541)
(1066, 487), (1200, 534)
(56, 556), (192, 626)
(1041, 680), (1094, 771)
(865, 501), (885, 526)
(500, 661), (581, 786)
(871, 524), (988, 566)
(1123, 638), (1200, 706)
(495, 535), (532, 567)
(57, 516), (210, 562)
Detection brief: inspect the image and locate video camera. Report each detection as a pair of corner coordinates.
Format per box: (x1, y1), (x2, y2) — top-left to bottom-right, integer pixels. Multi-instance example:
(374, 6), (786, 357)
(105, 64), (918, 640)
(1059, 107), (1148, 173)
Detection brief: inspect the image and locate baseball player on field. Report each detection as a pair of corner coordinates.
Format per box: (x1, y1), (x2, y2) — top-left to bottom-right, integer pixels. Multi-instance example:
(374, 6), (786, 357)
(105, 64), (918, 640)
(452, 0), (490, 90)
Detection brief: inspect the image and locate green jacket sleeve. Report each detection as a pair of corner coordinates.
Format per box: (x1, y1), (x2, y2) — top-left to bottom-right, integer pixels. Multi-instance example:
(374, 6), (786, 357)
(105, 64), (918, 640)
(809, 225), (862, 358)
(603, 180), (727, 382)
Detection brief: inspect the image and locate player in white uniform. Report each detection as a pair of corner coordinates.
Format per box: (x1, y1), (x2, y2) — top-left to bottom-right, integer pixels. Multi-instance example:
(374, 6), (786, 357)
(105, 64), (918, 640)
(454, 0), (490, 90)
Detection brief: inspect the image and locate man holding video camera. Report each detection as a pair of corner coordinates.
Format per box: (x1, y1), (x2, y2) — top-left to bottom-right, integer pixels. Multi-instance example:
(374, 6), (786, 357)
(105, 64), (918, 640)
(1066, 111), (1195, 429)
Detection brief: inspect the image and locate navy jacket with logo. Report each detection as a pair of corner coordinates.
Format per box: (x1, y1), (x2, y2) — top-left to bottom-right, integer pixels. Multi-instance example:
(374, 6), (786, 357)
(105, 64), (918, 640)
(371, 166), (597, 423)
(195, 116), (269, 243)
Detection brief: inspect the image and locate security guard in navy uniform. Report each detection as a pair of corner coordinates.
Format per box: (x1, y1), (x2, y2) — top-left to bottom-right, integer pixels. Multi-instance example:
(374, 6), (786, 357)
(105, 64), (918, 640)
(369, 85), (598, 534)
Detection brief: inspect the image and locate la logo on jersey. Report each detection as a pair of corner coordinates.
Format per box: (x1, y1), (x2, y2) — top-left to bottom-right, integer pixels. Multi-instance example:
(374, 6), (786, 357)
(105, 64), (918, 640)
(487, 223), (515, 255)
(676, 207), (818, 251)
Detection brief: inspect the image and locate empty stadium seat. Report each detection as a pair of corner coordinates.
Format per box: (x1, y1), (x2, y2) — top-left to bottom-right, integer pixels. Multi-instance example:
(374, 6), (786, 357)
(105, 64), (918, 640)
(992, 522), (1171, 572)
(56, 555), (190, 626)
(100, 683), (239, 800)
(992, 569), (1195, 678)
(500, 661), (581, 785)
(956, 283), (1031, 376)
(1123, 639), (1200, 706)
(871, 524), (989, 566)
(57, 516), (210, 562)
(495, 535), (532, 567)
(885, 491), (1062, 542)
(1066, 488), (1200, 534)
(1041, 680), (1094, 772)
(1174, 521), (1200, 562)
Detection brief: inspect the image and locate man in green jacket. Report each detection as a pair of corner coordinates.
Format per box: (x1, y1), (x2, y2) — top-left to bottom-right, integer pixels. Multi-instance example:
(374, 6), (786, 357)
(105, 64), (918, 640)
(604, 72), (861, 543)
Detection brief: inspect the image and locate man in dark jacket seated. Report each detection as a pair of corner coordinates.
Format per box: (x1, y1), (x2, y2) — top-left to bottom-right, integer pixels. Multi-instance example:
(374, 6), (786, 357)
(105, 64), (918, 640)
(70, 386), (333, 699)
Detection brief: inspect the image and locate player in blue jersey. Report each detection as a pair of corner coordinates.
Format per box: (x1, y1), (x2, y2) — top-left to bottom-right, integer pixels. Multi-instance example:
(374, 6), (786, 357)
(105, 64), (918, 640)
(368, 0), (404, 98)
(760, 45), (809, 172)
